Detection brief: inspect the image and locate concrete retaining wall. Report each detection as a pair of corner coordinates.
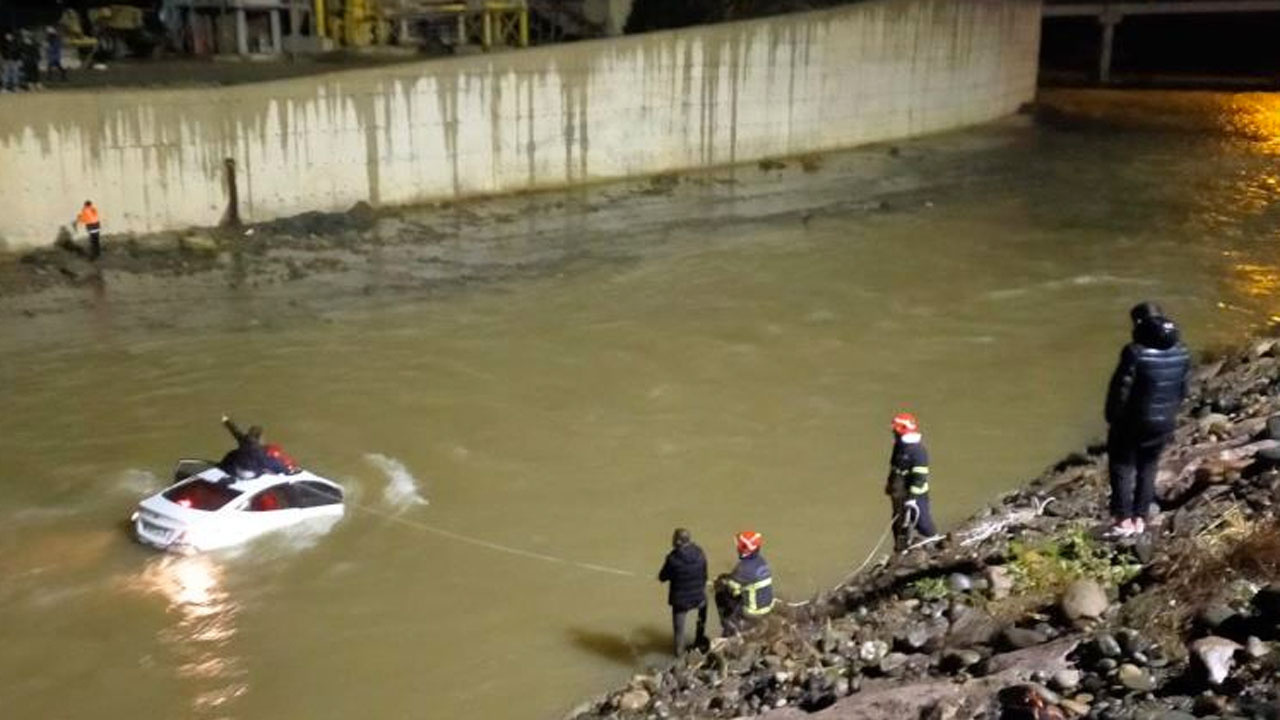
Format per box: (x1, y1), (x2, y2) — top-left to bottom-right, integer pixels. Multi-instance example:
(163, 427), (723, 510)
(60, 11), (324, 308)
(0, 0), (1041, 250)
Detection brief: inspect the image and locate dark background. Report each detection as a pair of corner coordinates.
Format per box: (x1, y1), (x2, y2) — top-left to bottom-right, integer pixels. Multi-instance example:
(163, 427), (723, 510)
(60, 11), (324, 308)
(1042, 13), (1280, 81)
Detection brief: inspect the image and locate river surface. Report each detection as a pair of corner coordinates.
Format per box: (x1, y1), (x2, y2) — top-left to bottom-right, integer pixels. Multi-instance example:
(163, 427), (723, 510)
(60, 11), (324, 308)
(1, 91), (1279, 720)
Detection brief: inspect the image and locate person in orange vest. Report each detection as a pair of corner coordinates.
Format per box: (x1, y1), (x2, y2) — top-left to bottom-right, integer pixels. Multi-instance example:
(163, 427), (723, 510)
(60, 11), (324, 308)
(73, 200), (101, 260)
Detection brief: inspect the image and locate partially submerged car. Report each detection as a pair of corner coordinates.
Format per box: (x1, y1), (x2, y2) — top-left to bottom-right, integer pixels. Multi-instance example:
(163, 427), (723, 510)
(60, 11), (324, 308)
(132, 460), (345, 553)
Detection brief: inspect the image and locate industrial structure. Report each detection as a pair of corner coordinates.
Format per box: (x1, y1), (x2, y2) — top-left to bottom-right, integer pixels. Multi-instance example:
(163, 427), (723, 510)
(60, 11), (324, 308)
(155, 0), (630, 56)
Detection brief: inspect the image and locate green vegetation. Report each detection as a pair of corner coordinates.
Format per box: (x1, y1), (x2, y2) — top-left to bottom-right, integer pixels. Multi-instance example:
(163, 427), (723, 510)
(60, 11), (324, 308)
(1005, 526), (1142, 595)
(907, 575), (950, 601)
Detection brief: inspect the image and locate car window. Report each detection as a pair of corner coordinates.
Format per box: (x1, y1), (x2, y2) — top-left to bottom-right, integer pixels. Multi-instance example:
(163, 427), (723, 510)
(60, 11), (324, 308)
(247, 487), (292, 512)
(164, 480), (242, 511)
(290, 481), (343, 508)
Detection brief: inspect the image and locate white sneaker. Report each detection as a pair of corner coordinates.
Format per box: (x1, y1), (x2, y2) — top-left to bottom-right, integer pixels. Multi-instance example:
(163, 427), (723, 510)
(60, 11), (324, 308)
(1106, 519), (1135, 538)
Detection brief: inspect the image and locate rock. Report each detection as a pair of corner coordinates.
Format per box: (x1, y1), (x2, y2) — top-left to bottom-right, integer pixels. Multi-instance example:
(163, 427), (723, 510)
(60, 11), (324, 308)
(1245, 636), (1270, 658)
(1060, 698), (1091, 716)
(985, 565), (1015, 600)
(1061, 579), (1109, 622)
(1198, 603), (1239, 630)
(1002, 627), (1050, 650)
(1198, 413), (1233, 435)
(1190, 636), (1242, 685)
(1254, 340), (1278, 358)
(939, 647), (983, 673)
(181, 232), (219, 253)
(879, 652), (909, 676)
(1155, 712), (1197, 720)
(1116, 663), (1156, 692)
(1116, 628), (1148, 657)
(617, 688), (650, 713)
(1192, 693), (1231, 717)
(1267, 415), (1280, 441)
(948, 606), (1001, 646)
(1095, 633), (1123, 658)
(947, 573), (973, 593)
(1051, 669), (1082, 692)
(858, 640), (889, 663)
(1253, 584), (1280, 620)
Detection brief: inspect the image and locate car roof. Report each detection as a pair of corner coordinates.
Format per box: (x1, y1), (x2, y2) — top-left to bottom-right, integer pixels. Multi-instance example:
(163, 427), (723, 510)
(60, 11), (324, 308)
(190, 467), (336, 494)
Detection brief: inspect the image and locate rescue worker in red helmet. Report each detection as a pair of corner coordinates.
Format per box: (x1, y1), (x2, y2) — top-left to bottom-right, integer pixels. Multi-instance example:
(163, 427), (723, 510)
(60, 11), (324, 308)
(713, 530), (774, 636)
(886, 413), (939, 552)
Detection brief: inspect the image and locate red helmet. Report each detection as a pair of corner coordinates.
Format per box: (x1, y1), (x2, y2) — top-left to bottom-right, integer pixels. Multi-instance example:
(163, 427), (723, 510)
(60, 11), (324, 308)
(735, 530), (763, 557)
(891, 412), (919, 435)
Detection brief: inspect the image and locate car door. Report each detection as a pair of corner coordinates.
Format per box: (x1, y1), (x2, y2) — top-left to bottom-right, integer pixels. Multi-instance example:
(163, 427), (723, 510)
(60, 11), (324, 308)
(239, 486), (301, 538)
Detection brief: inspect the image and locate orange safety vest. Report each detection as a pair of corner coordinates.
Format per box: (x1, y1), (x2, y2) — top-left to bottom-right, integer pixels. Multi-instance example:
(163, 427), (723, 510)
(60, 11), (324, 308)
(77, 205), (99, 226)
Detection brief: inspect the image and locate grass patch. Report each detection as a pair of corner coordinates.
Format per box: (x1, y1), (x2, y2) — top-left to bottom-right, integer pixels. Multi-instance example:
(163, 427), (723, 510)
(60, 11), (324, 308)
(1006, 526), (1142, 594)
(907, 576), (950, 602)
(1125, 509), (1280, 650)
(985, 526), (1141, 621)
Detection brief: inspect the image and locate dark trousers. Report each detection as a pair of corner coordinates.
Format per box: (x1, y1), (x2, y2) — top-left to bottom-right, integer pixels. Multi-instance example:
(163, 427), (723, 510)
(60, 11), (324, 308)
(892, 494), (937, 551)
(87, 224), (101, 259)
(671, 602), (707, 655)
(1108, 428), (1167, 519)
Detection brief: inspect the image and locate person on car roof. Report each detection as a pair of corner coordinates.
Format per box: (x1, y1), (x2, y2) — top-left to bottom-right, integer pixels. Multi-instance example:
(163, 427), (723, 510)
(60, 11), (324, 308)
(218, 415), (288, 478)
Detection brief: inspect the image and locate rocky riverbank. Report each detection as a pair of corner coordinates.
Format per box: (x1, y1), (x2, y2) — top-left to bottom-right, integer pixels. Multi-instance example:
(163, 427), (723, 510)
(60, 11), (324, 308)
(571, 338), (1280, 720)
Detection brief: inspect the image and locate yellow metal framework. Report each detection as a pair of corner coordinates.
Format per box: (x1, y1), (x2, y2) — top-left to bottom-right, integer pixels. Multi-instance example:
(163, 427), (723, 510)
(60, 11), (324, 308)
(393, 1), (529, 50)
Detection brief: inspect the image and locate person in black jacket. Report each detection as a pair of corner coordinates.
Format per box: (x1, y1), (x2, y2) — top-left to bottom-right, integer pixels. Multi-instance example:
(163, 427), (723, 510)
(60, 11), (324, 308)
(218, 415), (287, 478)
(886, 412), (938, 552)
(658, 528), (708, 655)
(1104, 303), (1191, 537)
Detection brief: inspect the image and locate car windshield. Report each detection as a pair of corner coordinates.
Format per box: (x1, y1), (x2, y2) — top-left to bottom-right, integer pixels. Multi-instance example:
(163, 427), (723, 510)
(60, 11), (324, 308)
(163, 480), (242, 511)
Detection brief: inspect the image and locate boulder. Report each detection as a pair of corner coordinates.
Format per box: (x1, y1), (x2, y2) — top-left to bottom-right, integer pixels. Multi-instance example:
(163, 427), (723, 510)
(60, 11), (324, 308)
(1252, 583), (1280, 620)
(1189, 636), (1242, 686)
(181, 232), (219, 253)
(1197, 602), (1238, 630)
(1001, 627), (1049, 650)
(947, 573), (973, 593)
(1061, 579), (1109, 622)
(879, 652), (909, 676)
(1059, 698), (1091, 717)
(939, 648), (983, 673)
(985, 565), (1014, 600)
(947, 606), (1001, 647)
(858, 640), (889, 663)
(1050, 669), (1081, 692)
(1245, 636), (1270, 658)
(1116, 663), (1156, 692)
(617, 688), (650, 713)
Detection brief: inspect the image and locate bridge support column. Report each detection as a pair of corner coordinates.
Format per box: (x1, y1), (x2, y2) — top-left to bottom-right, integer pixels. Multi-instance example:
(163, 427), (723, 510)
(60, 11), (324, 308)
(1098, 10), (1121, 84)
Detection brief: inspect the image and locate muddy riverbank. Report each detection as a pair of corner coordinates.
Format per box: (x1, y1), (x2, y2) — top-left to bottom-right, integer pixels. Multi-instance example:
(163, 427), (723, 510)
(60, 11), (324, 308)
(571, 337), (1280, 720)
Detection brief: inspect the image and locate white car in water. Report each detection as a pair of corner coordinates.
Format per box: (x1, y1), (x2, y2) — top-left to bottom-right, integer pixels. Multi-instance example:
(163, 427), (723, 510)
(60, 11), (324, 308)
(132, 461), (345, 553)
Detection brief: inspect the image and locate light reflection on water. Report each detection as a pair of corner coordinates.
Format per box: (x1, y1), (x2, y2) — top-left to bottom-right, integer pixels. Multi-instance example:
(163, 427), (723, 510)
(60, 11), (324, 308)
(136, 555), (247, 716)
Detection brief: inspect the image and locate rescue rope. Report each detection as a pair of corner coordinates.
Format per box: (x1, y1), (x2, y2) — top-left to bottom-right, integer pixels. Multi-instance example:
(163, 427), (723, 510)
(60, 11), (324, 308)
(296, 482), (638, 578)
(348, 501), (638, 578)
(782, 513), (898, 608)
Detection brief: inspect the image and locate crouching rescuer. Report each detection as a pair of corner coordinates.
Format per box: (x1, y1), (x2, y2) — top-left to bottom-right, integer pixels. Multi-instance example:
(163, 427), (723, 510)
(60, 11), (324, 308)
(714, 531), (774, 636)
(886, 412), (938, 552)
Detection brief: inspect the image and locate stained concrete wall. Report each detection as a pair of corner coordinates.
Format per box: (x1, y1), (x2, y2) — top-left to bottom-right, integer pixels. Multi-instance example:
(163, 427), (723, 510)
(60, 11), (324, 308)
(0, 0), (1041, 250)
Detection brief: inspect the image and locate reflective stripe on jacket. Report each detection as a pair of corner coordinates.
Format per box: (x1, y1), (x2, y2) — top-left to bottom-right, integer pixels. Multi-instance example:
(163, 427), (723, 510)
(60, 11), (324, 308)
(726, 553), (774, 616)
(888, 438), (930, 496)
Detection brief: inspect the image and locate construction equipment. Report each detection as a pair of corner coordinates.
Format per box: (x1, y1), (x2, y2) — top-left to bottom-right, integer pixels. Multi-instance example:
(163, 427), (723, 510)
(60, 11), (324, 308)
(86, 5), (162, 59)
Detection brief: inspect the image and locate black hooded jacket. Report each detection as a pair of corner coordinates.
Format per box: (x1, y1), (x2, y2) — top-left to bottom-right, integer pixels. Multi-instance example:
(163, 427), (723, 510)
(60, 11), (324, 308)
(1105, 317), (1191, 440)
(658, 542), (708, 611)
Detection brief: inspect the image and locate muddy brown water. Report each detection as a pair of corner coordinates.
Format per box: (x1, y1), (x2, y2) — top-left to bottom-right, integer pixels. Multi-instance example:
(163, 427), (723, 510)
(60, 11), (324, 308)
(1, 91), (1278, 719)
